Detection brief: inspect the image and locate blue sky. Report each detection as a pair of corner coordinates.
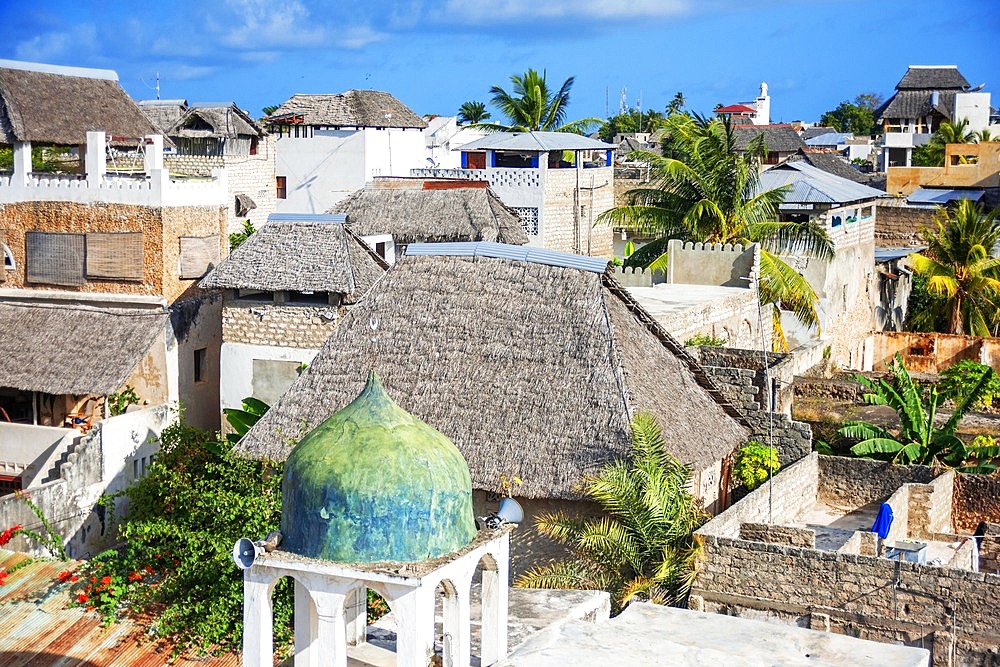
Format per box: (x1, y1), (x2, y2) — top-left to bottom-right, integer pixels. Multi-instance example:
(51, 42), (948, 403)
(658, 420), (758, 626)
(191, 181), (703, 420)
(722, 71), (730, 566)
(2, 1), (998, 124)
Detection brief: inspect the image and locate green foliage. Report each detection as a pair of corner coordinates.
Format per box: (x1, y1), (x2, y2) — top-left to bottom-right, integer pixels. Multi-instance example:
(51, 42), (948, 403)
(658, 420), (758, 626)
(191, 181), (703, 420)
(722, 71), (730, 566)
(598, 109), (666, 143)
(912, 119), (976, 167)
(837, 354), (999, 472)
(261, 105), (280, 118)
(818, 93), (881, 135)
(908, 200), (1000, 335)
(223, 396), (270, 446)
(683, 333), (727, 348)
(600, 114), (834, 349)
(517, 413), (708, 611)
(107, 385), (140, 416)
(367, 589), (390, 624)
(99, 421), (290, 652)
(0, 145), (74, 173)
(8, 490), (68, 560)
(904, 274), (948, 332)
(482, 68), (600, 134)
(665, 92), (686, 117)
(457, 100), (490, 125)
(228, 220), (256, 251)
(732, 441), (780, 490)
(939, 360), (1000, 408)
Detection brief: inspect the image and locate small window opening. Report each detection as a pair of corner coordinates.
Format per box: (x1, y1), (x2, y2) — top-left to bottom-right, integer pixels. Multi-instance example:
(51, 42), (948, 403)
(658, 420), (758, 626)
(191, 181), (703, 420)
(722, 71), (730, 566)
(276, 176), (287, 199)
(194, 347), (207, 383)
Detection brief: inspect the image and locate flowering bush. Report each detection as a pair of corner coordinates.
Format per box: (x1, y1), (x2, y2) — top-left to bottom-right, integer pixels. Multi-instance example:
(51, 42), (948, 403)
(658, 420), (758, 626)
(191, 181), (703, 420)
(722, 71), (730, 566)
(0, 523), (22, 546)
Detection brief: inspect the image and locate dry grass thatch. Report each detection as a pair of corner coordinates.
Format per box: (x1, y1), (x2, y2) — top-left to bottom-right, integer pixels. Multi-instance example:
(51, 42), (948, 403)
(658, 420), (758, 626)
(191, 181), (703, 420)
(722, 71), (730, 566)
(199, 221), (387, 297)
(268, 91), (426, 129)
(0, 302), (167, 395)
(0, 65), (159, 146)
(331, 187), (529, 245)
(168, 104), (264, 139)
(237, 250), (749, 500)
(137, 100), (188, 133)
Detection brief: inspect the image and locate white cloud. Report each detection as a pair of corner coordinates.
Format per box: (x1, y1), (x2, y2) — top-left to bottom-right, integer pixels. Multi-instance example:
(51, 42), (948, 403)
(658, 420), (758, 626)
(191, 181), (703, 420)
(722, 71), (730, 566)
(14, 23), (99, 63)
(218, 0), (329, 49)
(336, 25), (387, 49)
(442, 0), (689, 22)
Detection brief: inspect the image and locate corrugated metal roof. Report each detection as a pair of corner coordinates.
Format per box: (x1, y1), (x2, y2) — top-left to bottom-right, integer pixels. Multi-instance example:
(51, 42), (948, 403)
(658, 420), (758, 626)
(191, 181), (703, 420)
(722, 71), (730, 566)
(0, 548), (239, 666)
(804, 132), (854, 146)
(405, 241), (610, 273)
(875, 247), (925, 262)
(267, 213), (346, 224)
(457, 131), (616, 152)
(759, 161), (887, 205)
(907, 188), (984, 206)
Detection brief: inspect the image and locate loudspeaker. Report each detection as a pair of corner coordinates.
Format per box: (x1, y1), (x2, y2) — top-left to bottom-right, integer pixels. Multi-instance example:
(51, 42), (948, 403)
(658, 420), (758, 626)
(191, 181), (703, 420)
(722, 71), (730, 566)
(232, 537), (263, 570)
(496, 497), (524, 525)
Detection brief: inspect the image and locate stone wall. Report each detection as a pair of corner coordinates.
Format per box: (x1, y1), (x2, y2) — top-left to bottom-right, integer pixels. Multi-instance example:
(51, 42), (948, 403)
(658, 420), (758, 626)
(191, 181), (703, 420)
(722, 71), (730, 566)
(739, 522), (816, 548)
(160, 206), (228, 303)
(541, 167), (614, 258)
(223, 302), (343, 349)
(875, 204), (934, 247)
(871, 330), (1000, 374)
(815, 455), (936, 508)
(954, 474), (1000, 534)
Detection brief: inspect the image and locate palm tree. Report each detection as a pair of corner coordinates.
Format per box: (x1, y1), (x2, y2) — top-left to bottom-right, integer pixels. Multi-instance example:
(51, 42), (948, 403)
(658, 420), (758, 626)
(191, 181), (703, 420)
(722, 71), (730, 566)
(457, 100), (490, 125)
(516, 413), (708, 611)
(913, 118), (976, 167)
(838, 354), (999, 472)
(909, 200), (1000, 335)
(482, 68), (600, 134)
(600, 113), (834, 348)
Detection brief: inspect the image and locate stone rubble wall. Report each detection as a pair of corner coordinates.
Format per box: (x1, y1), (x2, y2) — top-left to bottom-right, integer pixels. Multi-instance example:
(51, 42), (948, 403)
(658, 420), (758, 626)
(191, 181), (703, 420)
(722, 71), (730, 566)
(541, 168), (614, 258)
(222, 302), (342, 349)
(875, 204), (934, 247)
(738, 522), (816, 548)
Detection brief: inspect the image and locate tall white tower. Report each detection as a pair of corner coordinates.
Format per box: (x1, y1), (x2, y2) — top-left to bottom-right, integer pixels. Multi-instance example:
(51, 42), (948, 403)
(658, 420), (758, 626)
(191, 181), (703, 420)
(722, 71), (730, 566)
(754, 82), (770, 126)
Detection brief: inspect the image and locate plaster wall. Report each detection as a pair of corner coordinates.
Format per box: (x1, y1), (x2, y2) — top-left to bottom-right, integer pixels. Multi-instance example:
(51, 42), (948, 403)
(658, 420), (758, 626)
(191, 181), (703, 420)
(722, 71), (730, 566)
(275, 130), (366, 213)
(0, 423), (67, 483)
(220, 341), (319, 411)
(363, 127), (428, 182)
(122, 323), (172, 406)
(871, 331), (1000, 373)
(886, 141), (1000, 195)
(667, 241), (757, 287)
(172, 293), (223, 431)
(954, 92), (991, 132)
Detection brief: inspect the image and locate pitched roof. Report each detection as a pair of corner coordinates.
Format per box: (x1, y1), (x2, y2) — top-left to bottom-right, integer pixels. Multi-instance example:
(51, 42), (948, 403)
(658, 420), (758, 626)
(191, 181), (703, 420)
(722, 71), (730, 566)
(236, 244), (749, 499)
(895, 66), (970, 90)
(732, 125), (806, 153)
(786, 150), (868, 184)
(330, 186), (530, 245)
(199, 215), (387, 295)
(800, 126), (837, 140)
(804, 132), (854, 146)
(137, 99), (188, 133)
(716, 104), (756, 114)
(167, 103), (265, 139)
(267, 90), (427, 129)
(457, 131), (616, 152)
(0, 302), (167, 395)
(759, 161), (886, 205)
(0, 60), (159, 146)
(877, 90), (957, 121)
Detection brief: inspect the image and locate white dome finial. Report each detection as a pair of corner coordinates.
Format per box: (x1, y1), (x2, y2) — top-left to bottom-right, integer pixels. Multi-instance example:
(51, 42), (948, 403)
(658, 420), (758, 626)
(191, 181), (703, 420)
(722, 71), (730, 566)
(760, 82), (768, 97)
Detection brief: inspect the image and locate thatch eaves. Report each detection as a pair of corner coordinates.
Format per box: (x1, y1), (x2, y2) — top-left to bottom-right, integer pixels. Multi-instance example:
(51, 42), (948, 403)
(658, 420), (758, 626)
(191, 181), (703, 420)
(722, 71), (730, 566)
(331, 187), (529, 245)
(0, 60), (159, 146)
(167, 103), (265, 140)
(0, 302), (167, 395)
(267, 91), (426, 129)
(137, 99), (188, 133)
(237, 245), (748, 499)
(199, 215), (387, 297)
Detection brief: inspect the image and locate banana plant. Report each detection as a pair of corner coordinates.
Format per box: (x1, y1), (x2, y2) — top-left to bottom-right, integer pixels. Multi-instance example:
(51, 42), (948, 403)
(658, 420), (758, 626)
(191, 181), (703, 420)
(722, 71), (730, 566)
(223, 396), (270, 446)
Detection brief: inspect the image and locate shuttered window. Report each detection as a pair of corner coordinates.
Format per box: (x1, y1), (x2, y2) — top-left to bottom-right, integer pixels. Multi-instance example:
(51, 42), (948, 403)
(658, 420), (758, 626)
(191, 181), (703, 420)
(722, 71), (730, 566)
(86, 232), (144, 280)
(179, 235), (221, 279)
(26, 232), (85, 286)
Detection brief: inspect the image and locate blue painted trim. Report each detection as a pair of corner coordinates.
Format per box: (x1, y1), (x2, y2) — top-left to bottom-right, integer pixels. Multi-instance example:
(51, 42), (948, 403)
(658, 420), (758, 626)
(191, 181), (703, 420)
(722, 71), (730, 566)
(461, 152), (468, 169)
(530, 155), (539, 168)
(606, 150), (612, 167)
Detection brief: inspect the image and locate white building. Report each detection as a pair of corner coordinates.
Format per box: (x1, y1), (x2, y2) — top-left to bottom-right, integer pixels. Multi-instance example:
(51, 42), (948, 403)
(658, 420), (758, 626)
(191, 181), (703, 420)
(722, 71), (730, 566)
(267, 90), (428, 213)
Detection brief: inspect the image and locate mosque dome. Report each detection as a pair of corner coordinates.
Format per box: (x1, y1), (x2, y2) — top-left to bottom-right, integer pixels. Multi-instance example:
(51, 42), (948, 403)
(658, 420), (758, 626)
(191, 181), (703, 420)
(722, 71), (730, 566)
(280, 370), (478, 562)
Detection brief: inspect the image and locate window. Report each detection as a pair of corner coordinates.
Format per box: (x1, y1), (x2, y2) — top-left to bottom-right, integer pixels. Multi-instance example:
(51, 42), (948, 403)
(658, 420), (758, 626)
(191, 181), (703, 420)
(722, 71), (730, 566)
(236, 288), (274, 302)
(287, 290), (329, 305)
(194, 348), (207, 383)
(25, 232), (85, 286)
(276, 176), (287, 199)
(2, 243), (13, 273)
(178, 235), (221, 279)
(375, 241), (387, 259)
(831, 215), (842, 228)
(86, 232), (143, 281)
(249, 137), (258, 156)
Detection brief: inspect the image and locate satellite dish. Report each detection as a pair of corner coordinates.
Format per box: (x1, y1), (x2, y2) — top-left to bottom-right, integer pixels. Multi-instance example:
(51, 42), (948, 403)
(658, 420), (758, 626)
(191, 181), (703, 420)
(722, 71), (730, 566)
(232, 537), (263, 570)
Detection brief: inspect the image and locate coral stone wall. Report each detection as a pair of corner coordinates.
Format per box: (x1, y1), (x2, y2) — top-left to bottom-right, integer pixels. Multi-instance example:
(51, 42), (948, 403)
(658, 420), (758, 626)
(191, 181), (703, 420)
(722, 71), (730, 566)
(542, 167), (614, 258)
(222, 302), (343, 349)
(875, 204), (935, 247)
(160, 206), (228, 303)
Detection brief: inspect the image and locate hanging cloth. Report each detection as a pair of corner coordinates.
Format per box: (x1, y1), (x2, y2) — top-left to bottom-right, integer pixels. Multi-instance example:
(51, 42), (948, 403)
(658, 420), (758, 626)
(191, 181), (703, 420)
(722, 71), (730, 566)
(871, 502), (894, 539)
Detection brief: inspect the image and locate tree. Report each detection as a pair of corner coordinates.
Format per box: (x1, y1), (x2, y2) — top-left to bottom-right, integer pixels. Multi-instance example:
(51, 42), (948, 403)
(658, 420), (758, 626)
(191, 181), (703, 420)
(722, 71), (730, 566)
(838, 354), (1000, 472)
(908, 200), (1000, 335)
(516, 413), (708, 610)
(261, 104), (280, 117)
(819, 100), (875, 135)
(853, 92), (884, 112)
(482, 68), (600, 133)
(598, 109), (666, 143)
(457, 100), (490, 125)
(600, 114), (835, 348)
(912, 119), (976, 167)
(666, 92), (686, 116)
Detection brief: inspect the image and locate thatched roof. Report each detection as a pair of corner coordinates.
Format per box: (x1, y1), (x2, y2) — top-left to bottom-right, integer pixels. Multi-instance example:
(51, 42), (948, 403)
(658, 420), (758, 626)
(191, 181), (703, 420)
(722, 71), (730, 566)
(237, 243), (749, 500)
(733, 126), (806, 153)
(895, 66), (969, 90)
(330, 187), (530, 245)
(0, 60), (159, 146)
(199, 215), (387, 296)
(167, 103), (265, 139)
(137, 99), (188, 133)
(267, 91), (426, 129)
(0, 302), (167, 395)
(877, 66), (971, 121)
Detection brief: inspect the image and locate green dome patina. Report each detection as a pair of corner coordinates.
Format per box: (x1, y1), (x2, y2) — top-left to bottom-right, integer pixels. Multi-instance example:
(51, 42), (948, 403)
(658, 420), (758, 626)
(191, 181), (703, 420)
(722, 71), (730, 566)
(281, 371), (477, 562)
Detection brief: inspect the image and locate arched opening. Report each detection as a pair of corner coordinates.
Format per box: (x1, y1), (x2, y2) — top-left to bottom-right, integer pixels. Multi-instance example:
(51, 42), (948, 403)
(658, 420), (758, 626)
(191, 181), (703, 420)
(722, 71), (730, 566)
(436, 579), (460, 666)
(473, 553), (502, 666)
(270, 574), (297, 662)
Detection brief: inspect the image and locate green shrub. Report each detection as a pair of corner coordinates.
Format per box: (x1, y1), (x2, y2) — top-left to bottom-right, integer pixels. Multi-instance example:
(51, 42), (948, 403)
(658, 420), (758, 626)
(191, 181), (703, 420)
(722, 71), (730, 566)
(683, 333), (727, 348)
(107, 385), (140, 416)
(733, 441), (780, 490)
(939, 360), (1000, 408)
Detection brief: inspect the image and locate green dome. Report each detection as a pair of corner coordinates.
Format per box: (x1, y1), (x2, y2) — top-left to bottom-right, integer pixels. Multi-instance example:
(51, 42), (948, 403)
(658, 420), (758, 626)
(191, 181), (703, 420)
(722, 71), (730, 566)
(281, 371), (477, 562)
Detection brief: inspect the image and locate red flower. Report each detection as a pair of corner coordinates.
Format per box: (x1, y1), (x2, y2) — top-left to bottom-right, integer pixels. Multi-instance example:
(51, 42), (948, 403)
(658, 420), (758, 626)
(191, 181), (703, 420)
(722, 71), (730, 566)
(100, 575), (112, 585)
(86, 605), (94, 611)
(58, 570), (73, 582)
(0, 569), (7, 585)
(90, 577), (97, 584)
(0, 524), (22, 546)
(70, 575), (79, 583)
(77, 593), (88, 604)
(128, 571), (142, 582)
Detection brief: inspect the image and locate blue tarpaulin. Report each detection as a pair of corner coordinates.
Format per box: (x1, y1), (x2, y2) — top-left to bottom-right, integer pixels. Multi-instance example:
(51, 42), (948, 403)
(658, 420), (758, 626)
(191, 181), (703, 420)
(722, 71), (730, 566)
(871, 503), (894, 539)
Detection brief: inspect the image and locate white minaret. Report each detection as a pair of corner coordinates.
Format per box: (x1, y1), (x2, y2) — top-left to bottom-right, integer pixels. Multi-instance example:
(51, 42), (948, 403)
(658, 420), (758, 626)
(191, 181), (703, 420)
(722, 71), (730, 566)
(754, 82), (770, 126)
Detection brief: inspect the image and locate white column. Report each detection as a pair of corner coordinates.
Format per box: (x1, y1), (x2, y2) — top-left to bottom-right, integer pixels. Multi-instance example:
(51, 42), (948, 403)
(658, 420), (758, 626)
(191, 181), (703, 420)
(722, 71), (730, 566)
(344, 587), (367, 646)
(388, 586), (435, 667)
(12, 141), (31, 185)
(312, 591), (348, 667)
(443, 584), (472, 667)
(294, 579), (319, 667)
(481, 537), (510, 666)
(144, 134), (164, 173)
(243, 571), (274, 667)
(85, 131), (106, 188)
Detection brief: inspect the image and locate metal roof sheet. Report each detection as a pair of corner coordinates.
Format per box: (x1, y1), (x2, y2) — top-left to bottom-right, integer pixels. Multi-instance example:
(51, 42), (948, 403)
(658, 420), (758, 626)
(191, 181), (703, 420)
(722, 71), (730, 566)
(875, 247), (925, 262)
(804, 132), (854, 146)
(759, 161), (887, 205)
(267, 213), (347, 224)
(405, 241), (610, 273)
(457, 131), (616, 152)
(907, 188), (984, 205)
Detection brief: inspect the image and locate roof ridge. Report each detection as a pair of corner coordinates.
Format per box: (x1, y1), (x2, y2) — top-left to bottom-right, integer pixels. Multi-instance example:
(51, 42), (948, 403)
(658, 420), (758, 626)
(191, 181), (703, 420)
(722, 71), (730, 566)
(404, 242), (609, 273)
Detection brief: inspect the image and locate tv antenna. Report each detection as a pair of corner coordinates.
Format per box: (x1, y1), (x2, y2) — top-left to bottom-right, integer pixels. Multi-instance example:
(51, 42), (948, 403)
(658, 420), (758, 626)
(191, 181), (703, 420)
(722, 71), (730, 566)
(140, 72), (161, 100)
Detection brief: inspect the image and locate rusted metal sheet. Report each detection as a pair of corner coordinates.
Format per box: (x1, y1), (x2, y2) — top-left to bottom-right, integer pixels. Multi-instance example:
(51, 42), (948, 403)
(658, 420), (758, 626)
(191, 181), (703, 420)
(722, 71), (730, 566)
(0, 549), (239, 666)
(872, 331), (1000, 374)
